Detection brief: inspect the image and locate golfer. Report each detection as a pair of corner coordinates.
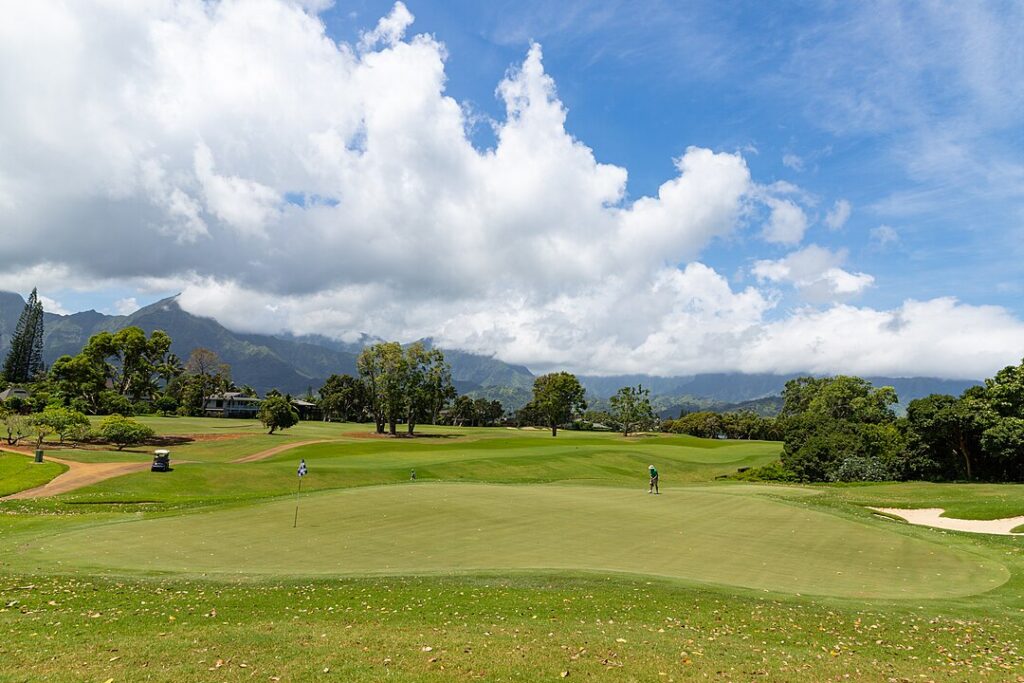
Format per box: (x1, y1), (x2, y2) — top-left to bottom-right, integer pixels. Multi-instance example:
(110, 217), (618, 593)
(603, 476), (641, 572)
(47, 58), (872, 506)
(648, 464), (659, 494)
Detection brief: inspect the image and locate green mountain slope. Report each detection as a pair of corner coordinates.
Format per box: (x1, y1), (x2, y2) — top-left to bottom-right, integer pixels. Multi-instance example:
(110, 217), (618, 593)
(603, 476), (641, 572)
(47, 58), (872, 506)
(0, 291), (981, 408)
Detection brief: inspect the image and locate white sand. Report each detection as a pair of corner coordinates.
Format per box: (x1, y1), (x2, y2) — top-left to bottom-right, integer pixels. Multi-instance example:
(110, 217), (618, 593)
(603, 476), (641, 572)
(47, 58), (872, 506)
(870, 507), (1024, 536)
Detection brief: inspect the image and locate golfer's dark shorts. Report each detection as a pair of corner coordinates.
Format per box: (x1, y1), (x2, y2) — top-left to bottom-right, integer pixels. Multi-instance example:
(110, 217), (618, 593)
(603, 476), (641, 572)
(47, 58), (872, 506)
(650, 476), (658, 486)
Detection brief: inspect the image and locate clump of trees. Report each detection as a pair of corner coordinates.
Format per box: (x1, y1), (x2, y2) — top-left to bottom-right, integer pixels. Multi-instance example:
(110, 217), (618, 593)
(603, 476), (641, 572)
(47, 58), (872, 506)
(903, 361), (1024, 482)
(778, 376), (903, 482)
(663, 410), (781, 441)
(445, 396), (504, 427)
(318, 374), (370, 422)
(744, 360), (1024, 483)
(357, 342), (455, 435)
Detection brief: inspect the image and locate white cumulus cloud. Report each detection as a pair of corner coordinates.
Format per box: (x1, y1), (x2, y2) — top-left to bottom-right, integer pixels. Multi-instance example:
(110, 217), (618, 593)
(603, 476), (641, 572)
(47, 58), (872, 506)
(1, 0), (1022, 380)
(825, 198), (852, 230)
(752, 244), (874, 302)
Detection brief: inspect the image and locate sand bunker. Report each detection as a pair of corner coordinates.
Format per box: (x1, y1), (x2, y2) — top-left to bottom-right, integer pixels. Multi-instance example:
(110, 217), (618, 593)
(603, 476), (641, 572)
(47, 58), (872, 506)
(870, 507), (1024, 536)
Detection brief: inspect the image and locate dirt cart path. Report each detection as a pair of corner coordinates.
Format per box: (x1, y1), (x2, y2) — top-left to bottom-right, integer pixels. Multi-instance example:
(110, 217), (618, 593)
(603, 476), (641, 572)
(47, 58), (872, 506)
(232, 440), (334, 464)
(1, 450), (151, 500)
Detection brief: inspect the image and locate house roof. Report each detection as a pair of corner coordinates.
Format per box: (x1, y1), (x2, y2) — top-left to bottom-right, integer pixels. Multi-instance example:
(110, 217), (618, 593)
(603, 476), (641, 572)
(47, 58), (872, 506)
(206, 392), (261, 402)
(0, 387), (30, 401)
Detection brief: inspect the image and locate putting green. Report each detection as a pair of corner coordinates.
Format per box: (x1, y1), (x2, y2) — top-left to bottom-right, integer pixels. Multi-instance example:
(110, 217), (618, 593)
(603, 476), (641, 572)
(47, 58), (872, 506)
(19, 483), (1007, 599)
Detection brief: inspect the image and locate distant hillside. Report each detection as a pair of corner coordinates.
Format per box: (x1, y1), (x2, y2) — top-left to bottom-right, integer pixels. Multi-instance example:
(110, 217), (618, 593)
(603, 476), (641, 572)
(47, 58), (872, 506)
(0, 291), (983, 407)
(0, 292), (536, 398)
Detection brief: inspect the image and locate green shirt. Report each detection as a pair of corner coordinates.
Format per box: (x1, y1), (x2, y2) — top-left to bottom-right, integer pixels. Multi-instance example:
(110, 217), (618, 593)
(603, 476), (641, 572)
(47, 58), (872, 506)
(649, 467), (658, 478)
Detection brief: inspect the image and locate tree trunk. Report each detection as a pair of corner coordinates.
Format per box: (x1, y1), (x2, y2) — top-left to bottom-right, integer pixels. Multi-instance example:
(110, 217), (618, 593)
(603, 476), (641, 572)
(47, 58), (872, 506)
(957, 432), (973, 481)
(389, 420), (397, 436)
(551, 423), (558, 437)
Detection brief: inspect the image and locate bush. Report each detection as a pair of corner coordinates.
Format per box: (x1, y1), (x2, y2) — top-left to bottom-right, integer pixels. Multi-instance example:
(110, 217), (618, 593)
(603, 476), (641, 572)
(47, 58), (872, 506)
(31, 407), (91, 444)
(97, 391), (134, 416)
(731, 461), (799, 482)
(97, 414), (154, 451)
(153, 395), (179, 416)
(826, 455), (897, 482)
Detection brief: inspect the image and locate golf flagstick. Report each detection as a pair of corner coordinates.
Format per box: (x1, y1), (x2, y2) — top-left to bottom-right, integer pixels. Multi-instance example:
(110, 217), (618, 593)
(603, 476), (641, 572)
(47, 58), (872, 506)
(293, 459), (307, 528)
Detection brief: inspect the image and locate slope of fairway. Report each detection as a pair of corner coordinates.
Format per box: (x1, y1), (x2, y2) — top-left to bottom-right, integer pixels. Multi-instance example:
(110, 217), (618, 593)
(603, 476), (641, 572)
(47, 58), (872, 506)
(18, 483), (1006, 599)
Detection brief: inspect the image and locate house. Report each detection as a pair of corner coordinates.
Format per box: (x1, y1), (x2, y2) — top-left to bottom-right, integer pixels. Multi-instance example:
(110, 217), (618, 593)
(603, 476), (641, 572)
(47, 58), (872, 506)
(203, 392), (261, 418)
(0, 387), (31, 402)
(290, 399), (321, 421)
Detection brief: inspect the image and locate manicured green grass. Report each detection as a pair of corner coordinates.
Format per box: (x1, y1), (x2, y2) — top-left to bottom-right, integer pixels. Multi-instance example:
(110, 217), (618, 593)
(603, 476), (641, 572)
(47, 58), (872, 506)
(2, 417), (1023, 681)
(15, 483), (1008, 599)
(0, 453), (65, 497)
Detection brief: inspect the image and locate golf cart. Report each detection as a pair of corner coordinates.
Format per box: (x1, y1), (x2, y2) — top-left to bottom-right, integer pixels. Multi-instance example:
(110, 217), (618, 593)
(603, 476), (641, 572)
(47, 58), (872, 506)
(151, 449), (171, 472)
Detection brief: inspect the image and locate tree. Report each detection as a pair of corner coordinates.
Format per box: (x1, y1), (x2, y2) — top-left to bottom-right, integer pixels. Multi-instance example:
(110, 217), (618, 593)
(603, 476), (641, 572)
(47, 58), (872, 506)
(416, 348), (455, 428)
(402, 344), (454, 435)
(3, 412), (29, 446)
(97, 414), (154, 451)
(32, 407), (90, 444)
(980, 418), (1024, 481)
(2, 288), (45, 383)
(258, 395), (299, 434)
(357, 342), (404, 434)
(904, 393), (990, 481)
(318, 374), (369, 422)
(175, 348), (232, 416)
(449, 395), (476, 426)
(474, 398), (504, 426)
(49, 353), (108, 413)
(667, 411), (723, 439)
(153, 394), (179, 416)
(531, 372), (586, 437)
(609, 385), (656, 436)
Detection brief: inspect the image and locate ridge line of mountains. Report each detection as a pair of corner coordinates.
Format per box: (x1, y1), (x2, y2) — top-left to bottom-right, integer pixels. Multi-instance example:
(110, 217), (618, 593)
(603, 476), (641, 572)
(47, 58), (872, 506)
(0, 291), (980, 417)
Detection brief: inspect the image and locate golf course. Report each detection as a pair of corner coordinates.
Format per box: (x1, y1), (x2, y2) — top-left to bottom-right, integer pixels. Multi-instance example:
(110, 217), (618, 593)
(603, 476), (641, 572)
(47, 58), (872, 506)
(1, 419), (1022, 681)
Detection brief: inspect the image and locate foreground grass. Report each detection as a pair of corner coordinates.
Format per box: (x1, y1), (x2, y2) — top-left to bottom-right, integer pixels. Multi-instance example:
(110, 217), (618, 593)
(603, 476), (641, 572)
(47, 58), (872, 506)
(2, 573), (1022, 682)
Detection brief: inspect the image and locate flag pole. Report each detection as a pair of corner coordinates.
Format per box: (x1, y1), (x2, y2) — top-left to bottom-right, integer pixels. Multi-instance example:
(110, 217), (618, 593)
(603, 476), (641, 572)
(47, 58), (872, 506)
(293, 459), (307, 528)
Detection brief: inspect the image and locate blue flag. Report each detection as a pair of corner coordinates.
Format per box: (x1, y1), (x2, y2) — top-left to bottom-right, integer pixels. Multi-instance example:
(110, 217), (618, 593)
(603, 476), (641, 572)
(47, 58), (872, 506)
(297, 459), (307, 477)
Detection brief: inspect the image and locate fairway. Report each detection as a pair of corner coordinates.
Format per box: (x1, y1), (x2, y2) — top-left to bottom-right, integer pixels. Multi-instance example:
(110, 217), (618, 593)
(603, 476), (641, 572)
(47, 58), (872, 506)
(18, 482), (1007, 599)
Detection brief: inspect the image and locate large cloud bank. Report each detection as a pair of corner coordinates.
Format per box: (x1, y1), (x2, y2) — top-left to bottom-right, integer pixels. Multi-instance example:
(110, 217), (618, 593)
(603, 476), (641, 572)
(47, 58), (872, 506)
(1, 1), (1021, 378)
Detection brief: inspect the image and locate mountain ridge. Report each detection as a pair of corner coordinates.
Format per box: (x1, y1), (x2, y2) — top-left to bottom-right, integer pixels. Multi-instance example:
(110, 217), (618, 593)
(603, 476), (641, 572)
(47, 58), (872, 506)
(0, 291), (983, 409)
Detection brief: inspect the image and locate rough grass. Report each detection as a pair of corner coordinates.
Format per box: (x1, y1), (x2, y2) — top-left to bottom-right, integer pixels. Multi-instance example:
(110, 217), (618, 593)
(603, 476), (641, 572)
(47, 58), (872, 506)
(0, 453), (65, 497)
(1, 573), (1022, 682)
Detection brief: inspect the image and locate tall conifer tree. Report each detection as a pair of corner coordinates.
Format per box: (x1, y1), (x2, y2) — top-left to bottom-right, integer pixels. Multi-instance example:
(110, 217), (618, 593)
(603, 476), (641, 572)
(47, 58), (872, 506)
(2, 288), (45, 383)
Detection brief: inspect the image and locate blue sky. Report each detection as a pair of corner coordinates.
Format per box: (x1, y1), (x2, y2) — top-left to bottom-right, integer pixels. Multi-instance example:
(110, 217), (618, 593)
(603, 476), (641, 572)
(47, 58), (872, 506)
(316, 0), (1024, 312)
(2, 0), (1022, 377)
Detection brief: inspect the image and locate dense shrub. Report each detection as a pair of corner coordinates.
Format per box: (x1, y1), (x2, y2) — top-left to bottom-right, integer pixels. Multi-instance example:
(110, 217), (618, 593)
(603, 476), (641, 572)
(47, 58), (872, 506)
(97, 414), (154, 450)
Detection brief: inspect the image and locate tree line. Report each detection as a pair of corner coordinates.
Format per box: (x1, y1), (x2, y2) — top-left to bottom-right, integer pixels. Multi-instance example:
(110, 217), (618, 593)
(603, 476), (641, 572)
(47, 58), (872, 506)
(729, 365), (1024, 483)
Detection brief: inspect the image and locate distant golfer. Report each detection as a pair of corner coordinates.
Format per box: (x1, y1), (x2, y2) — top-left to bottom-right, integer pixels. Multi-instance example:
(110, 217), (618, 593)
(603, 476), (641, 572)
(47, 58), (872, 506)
(410, 468), (416, 480)
(648, 464), (659, 494)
